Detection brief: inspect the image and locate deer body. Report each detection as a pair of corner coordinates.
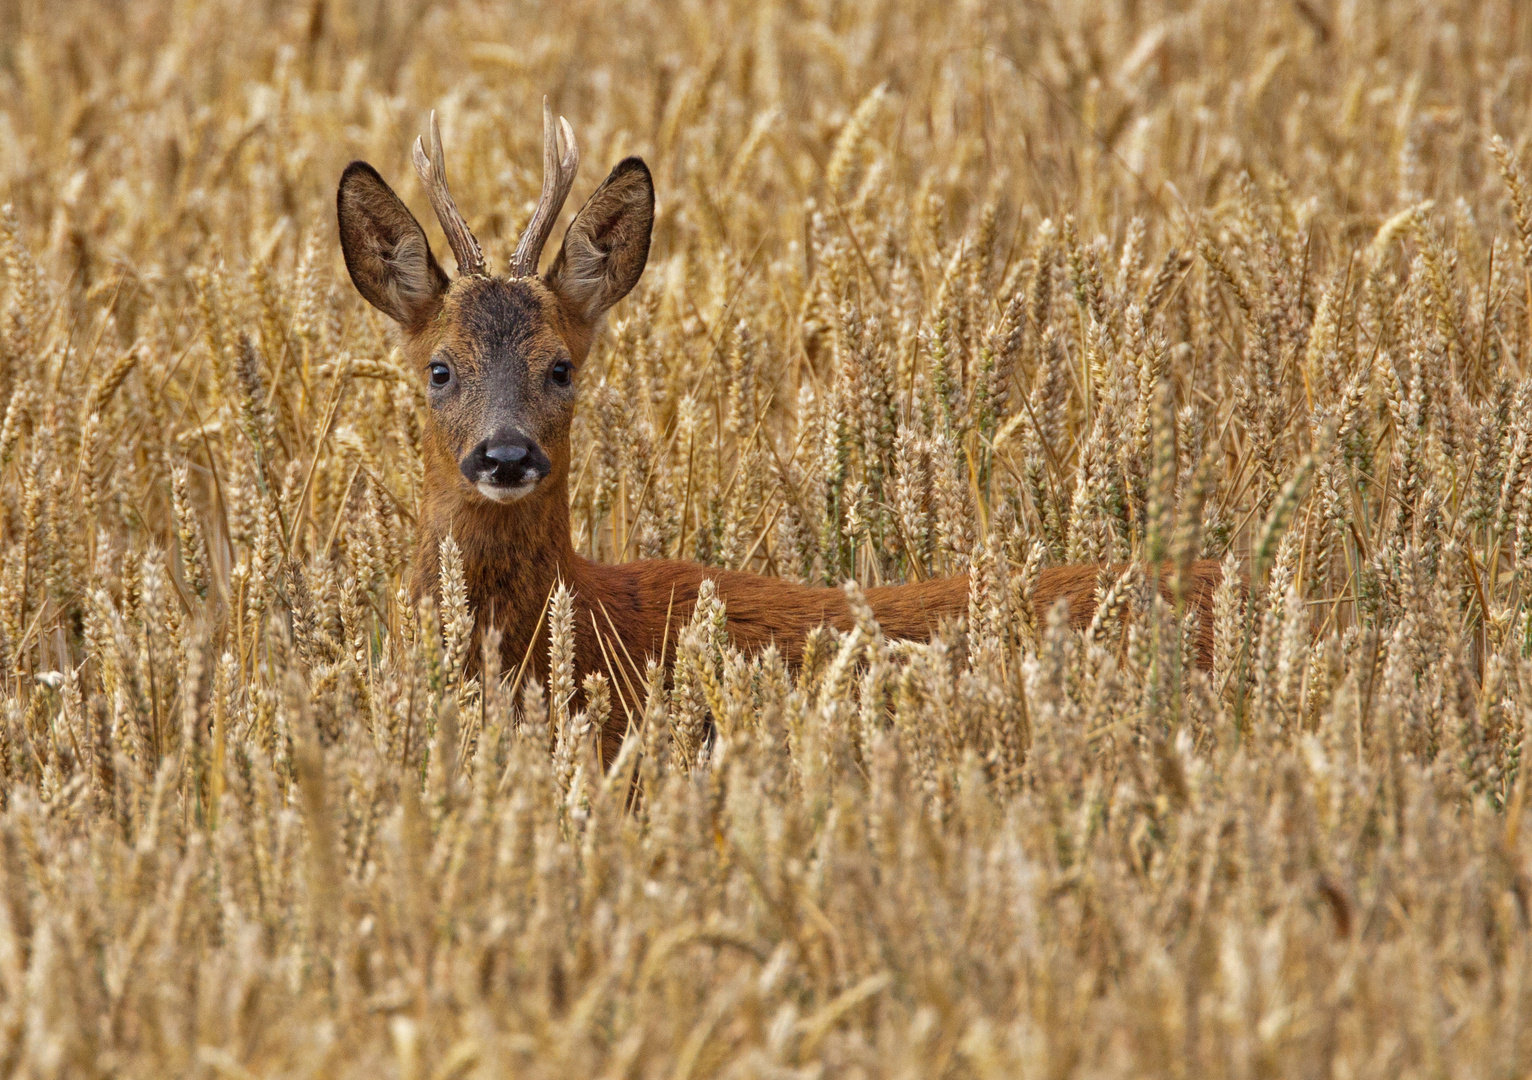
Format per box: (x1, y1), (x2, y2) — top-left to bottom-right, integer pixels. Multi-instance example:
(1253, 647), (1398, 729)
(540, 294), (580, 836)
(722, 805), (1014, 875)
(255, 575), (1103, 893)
(339, 105), (1225, 763)
(421, 475), (1221, 762)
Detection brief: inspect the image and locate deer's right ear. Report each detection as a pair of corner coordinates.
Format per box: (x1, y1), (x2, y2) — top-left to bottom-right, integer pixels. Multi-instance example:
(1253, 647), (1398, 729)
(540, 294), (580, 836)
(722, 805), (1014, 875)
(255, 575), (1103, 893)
(337, 161), (450, 328)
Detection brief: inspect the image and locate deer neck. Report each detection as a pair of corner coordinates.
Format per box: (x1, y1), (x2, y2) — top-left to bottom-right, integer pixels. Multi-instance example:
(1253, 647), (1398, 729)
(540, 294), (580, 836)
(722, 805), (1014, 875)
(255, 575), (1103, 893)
(414, 458), (583, 660)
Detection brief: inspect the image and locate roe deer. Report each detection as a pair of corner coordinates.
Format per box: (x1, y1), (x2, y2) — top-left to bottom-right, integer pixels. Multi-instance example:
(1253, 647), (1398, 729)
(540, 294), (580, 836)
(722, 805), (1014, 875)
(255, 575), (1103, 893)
(337, 104), (1226, 763)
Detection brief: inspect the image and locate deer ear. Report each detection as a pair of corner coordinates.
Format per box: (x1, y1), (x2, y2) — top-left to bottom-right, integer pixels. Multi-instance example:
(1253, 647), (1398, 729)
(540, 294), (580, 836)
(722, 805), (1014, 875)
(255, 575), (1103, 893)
(546, 157), (654, 325)
(337, 161), (450, 328)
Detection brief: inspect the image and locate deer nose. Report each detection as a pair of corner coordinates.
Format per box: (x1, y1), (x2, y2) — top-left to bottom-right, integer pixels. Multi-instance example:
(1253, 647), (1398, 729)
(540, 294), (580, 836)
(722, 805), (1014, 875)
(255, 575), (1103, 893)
(484, 442), (527, 466)
(462, 432), (551, 491)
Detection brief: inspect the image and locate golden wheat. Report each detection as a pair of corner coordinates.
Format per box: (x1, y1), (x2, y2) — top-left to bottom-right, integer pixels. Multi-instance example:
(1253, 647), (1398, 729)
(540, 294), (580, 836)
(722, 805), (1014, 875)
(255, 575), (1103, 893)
(2, 0), (1532, 1074)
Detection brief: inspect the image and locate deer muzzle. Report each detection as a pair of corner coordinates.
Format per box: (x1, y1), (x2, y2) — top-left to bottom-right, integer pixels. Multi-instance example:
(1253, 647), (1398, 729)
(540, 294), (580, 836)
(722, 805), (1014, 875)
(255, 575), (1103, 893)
(461, 431), (552, 502)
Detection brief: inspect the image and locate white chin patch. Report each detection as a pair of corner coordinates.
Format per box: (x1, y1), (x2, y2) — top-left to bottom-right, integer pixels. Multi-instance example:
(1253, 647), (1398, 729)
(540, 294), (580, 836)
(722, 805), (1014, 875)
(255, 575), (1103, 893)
(477, 480), (536, 503)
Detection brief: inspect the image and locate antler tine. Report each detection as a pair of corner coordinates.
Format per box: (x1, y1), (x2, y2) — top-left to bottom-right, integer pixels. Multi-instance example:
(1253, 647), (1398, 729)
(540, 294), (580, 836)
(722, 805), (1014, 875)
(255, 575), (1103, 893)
(412, 110), (487, 277)
(510, 97), (580, 278)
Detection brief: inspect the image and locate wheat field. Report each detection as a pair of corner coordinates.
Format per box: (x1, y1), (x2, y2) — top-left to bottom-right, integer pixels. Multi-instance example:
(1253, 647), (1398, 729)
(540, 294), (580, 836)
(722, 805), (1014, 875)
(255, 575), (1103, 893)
(2, 0), (1532, 1075)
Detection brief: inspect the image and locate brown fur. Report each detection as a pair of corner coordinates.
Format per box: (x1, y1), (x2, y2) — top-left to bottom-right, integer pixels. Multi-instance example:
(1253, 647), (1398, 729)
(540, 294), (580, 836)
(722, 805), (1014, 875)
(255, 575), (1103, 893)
(338, 144), (1228, 767)
(433, 488), (1224, 764)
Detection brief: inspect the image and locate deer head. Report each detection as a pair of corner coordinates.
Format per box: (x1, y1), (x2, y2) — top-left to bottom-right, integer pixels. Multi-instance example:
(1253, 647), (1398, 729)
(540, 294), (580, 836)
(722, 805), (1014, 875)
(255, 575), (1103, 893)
(336, 102), (654, 512)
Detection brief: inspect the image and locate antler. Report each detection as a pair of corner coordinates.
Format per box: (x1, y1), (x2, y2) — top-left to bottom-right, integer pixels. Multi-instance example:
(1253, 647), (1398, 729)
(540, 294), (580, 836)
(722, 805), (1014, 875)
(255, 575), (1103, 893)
(413, 111), (487, 277)
(509, 97), (580, 278)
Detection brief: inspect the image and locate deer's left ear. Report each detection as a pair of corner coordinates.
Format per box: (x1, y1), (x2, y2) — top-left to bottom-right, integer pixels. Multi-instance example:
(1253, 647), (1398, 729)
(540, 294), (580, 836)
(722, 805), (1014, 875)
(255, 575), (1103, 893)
(546, 157), (654, 325)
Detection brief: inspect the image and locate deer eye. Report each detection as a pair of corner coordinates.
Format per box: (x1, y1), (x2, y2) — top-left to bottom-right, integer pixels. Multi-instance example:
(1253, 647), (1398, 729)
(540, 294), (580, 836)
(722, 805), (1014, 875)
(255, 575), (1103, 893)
(549, 359), (573, 387)
(429, 362), (452, 387)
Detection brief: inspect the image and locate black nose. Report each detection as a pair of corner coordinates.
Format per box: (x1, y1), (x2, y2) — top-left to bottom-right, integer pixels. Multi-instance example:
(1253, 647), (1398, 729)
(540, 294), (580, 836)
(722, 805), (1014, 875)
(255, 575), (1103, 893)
(461, 432), (551, 489)
(484, 443), (527, 467)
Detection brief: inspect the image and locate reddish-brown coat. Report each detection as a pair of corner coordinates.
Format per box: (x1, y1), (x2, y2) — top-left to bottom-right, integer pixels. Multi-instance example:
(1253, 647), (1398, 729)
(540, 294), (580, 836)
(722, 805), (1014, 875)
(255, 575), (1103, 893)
(417, 468), (1225, 763)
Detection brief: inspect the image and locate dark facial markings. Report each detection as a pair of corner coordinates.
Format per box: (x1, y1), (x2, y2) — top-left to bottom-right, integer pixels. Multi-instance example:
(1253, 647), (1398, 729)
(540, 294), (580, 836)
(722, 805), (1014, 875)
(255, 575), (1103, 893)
(423, 278), (578, 486)
(455, 278), (545, 352)
(424, 280), (562, 398)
